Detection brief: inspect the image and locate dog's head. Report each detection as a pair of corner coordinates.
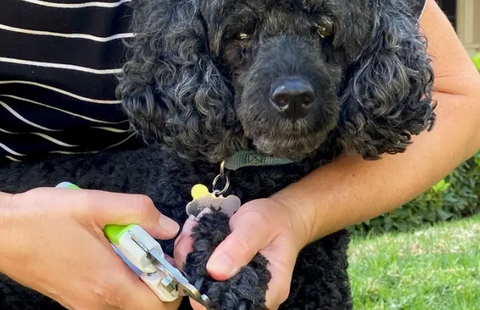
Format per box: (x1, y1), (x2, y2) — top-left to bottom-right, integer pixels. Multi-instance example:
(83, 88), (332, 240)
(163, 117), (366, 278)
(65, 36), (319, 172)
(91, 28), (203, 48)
(117, 0), (435, 163)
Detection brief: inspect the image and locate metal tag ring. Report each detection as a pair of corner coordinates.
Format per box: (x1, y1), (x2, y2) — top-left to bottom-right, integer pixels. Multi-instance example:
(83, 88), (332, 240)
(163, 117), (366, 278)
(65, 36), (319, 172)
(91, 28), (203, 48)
(212, 174), (230, 196)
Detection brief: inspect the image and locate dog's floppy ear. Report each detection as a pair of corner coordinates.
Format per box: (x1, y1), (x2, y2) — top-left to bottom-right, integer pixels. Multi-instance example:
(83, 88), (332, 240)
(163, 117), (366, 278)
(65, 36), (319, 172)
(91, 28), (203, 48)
(116, 0), (235, 160)
(337, 0), (435, 159)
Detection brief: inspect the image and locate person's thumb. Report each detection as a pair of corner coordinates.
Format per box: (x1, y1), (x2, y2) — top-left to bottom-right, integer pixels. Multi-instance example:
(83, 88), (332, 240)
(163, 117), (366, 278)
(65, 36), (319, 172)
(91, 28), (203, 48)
(205, 206), (277, 280)
(68, 188), (180, 240)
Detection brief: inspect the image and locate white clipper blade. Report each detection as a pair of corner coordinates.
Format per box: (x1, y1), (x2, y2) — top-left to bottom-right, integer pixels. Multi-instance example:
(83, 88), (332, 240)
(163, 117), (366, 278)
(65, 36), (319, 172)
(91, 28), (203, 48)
(114, 225), (180, 302)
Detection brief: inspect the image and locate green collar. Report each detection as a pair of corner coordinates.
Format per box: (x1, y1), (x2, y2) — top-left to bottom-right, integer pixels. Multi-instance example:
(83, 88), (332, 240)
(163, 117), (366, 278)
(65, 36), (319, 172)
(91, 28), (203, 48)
(224, 151), (294, 171)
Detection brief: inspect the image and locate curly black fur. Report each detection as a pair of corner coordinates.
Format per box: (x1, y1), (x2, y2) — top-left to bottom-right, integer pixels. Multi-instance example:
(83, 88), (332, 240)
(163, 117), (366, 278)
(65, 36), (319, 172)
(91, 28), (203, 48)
(0, 0), (434, 309)
(184, 210), (271, 310)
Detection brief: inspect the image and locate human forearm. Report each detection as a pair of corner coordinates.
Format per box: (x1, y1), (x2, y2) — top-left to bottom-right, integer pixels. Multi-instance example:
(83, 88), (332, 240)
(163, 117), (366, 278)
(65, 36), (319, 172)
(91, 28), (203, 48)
(270, 0), (480, 245)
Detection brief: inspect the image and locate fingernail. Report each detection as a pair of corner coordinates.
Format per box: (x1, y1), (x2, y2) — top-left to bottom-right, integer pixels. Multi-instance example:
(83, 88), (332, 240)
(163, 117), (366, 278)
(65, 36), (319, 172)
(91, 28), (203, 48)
(207, 254), (235, 277)
(159, 214), (180, 234)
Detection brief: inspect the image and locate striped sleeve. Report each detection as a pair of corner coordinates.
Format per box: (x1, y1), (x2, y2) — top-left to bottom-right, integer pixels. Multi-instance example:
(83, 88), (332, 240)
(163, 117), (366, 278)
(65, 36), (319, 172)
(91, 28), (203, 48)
(0, 0), (140, 164)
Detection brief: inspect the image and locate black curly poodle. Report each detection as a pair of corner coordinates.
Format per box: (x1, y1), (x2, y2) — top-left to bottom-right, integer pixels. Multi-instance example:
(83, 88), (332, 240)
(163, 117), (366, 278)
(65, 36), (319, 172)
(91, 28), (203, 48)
(0, 0), (434, 309)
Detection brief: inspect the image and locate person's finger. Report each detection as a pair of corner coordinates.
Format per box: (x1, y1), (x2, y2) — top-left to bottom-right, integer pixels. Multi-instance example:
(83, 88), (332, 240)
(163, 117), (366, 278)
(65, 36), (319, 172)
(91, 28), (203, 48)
(103, 257), (183, 310)
(165, 254), (176, 267)
(206, 207), (278, 280)
(260, 236), (297, 310)
(121, 276), (183, 310)
(189, 298), (207, 310)
(174, 215), (197, 268)
(67, 188), (180, 240)
(174, 208), (214, 268)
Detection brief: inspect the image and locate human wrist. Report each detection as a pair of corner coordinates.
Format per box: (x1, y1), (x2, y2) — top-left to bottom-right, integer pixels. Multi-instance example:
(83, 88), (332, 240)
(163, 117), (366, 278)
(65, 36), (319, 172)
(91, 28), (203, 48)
(0, 192), (14, 273)
(268, 191), (315, 250)
(0, 191), (14, 223)
(0, 191), (12, 206)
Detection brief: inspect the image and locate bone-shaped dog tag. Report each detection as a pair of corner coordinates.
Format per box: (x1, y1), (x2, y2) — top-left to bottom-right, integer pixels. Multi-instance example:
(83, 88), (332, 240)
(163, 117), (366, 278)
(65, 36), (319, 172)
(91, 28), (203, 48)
(186, 184), (241, 217)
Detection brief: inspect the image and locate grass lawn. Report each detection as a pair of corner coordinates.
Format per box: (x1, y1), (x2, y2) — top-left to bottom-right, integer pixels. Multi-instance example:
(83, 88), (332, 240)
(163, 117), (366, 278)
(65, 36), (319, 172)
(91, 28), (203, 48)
(348, 213), (480, 310)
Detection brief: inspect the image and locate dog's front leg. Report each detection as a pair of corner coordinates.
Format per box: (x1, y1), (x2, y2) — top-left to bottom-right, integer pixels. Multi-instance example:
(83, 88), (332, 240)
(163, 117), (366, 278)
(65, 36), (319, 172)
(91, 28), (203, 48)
(182, 209), (271, 310)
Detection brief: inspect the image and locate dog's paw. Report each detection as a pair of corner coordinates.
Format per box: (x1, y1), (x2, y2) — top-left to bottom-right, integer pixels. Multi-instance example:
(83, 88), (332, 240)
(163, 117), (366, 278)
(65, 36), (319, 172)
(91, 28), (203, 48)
(183, 209), (271, 310)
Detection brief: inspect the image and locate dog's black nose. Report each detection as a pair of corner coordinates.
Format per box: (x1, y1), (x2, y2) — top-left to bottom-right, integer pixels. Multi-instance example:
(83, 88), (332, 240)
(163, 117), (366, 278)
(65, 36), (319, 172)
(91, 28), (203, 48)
(270, 78), (315, 120)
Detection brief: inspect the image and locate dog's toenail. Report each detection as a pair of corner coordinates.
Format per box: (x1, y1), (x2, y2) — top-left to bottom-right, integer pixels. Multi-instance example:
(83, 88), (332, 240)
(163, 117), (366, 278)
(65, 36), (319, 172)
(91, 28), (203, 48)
(194, 277), (205, 291)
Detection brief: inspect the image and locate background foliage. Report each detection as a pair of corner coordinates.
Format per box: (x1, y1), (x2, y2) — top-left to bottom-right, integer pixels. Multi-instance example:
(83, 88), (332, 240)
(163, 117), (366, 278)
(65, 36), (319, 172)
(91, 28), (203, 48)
(351, 54), (480, 234)
(473, 53), (480, 72)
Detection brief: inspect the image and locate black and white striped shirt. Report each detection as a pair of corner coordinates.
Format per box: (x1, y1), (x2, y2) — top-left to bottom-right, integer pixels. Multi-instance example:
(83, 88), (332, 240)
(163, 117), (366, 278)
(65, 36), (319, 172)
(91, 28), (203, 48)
(0, 0), (427, 165)
(0, 0), (138, 165)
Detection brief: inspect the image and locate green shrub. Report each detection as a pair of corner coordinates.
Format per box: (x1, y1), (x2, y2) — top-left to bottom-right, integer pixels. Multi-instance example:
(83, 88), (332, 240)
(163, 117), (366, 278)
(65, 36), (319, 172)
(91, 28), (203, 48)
(352, 152), (480, 235)
(351, 55), (480, 235)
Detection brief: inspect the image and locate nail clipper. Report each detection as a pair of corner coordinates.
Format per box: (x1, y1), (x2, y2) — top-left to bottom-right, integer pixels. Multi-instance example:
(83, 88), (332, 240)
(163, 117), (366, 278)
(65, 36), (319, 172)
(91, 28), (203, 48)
(54, 182), (212, 309)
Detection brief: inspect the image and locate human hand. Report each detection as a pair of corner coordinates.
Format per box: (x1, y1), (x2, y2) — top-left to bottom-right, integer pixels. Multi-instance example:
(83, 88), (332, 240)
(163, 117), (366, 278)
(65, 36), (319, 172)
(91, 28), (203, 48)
(0, 187), (182, 310)
(174, 197), (310, 310)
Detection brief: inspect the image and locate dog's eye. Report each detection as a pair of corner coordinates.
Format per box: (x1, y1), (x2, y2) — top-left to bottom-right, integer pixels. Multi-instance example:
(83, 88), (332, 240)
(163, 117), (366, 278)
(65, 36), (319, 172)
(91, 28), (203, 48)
(234, 17), (256, 41)
(316, 18), (334, 38)
(236, 24), (255, 41)
(237, 33), (251, 40)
